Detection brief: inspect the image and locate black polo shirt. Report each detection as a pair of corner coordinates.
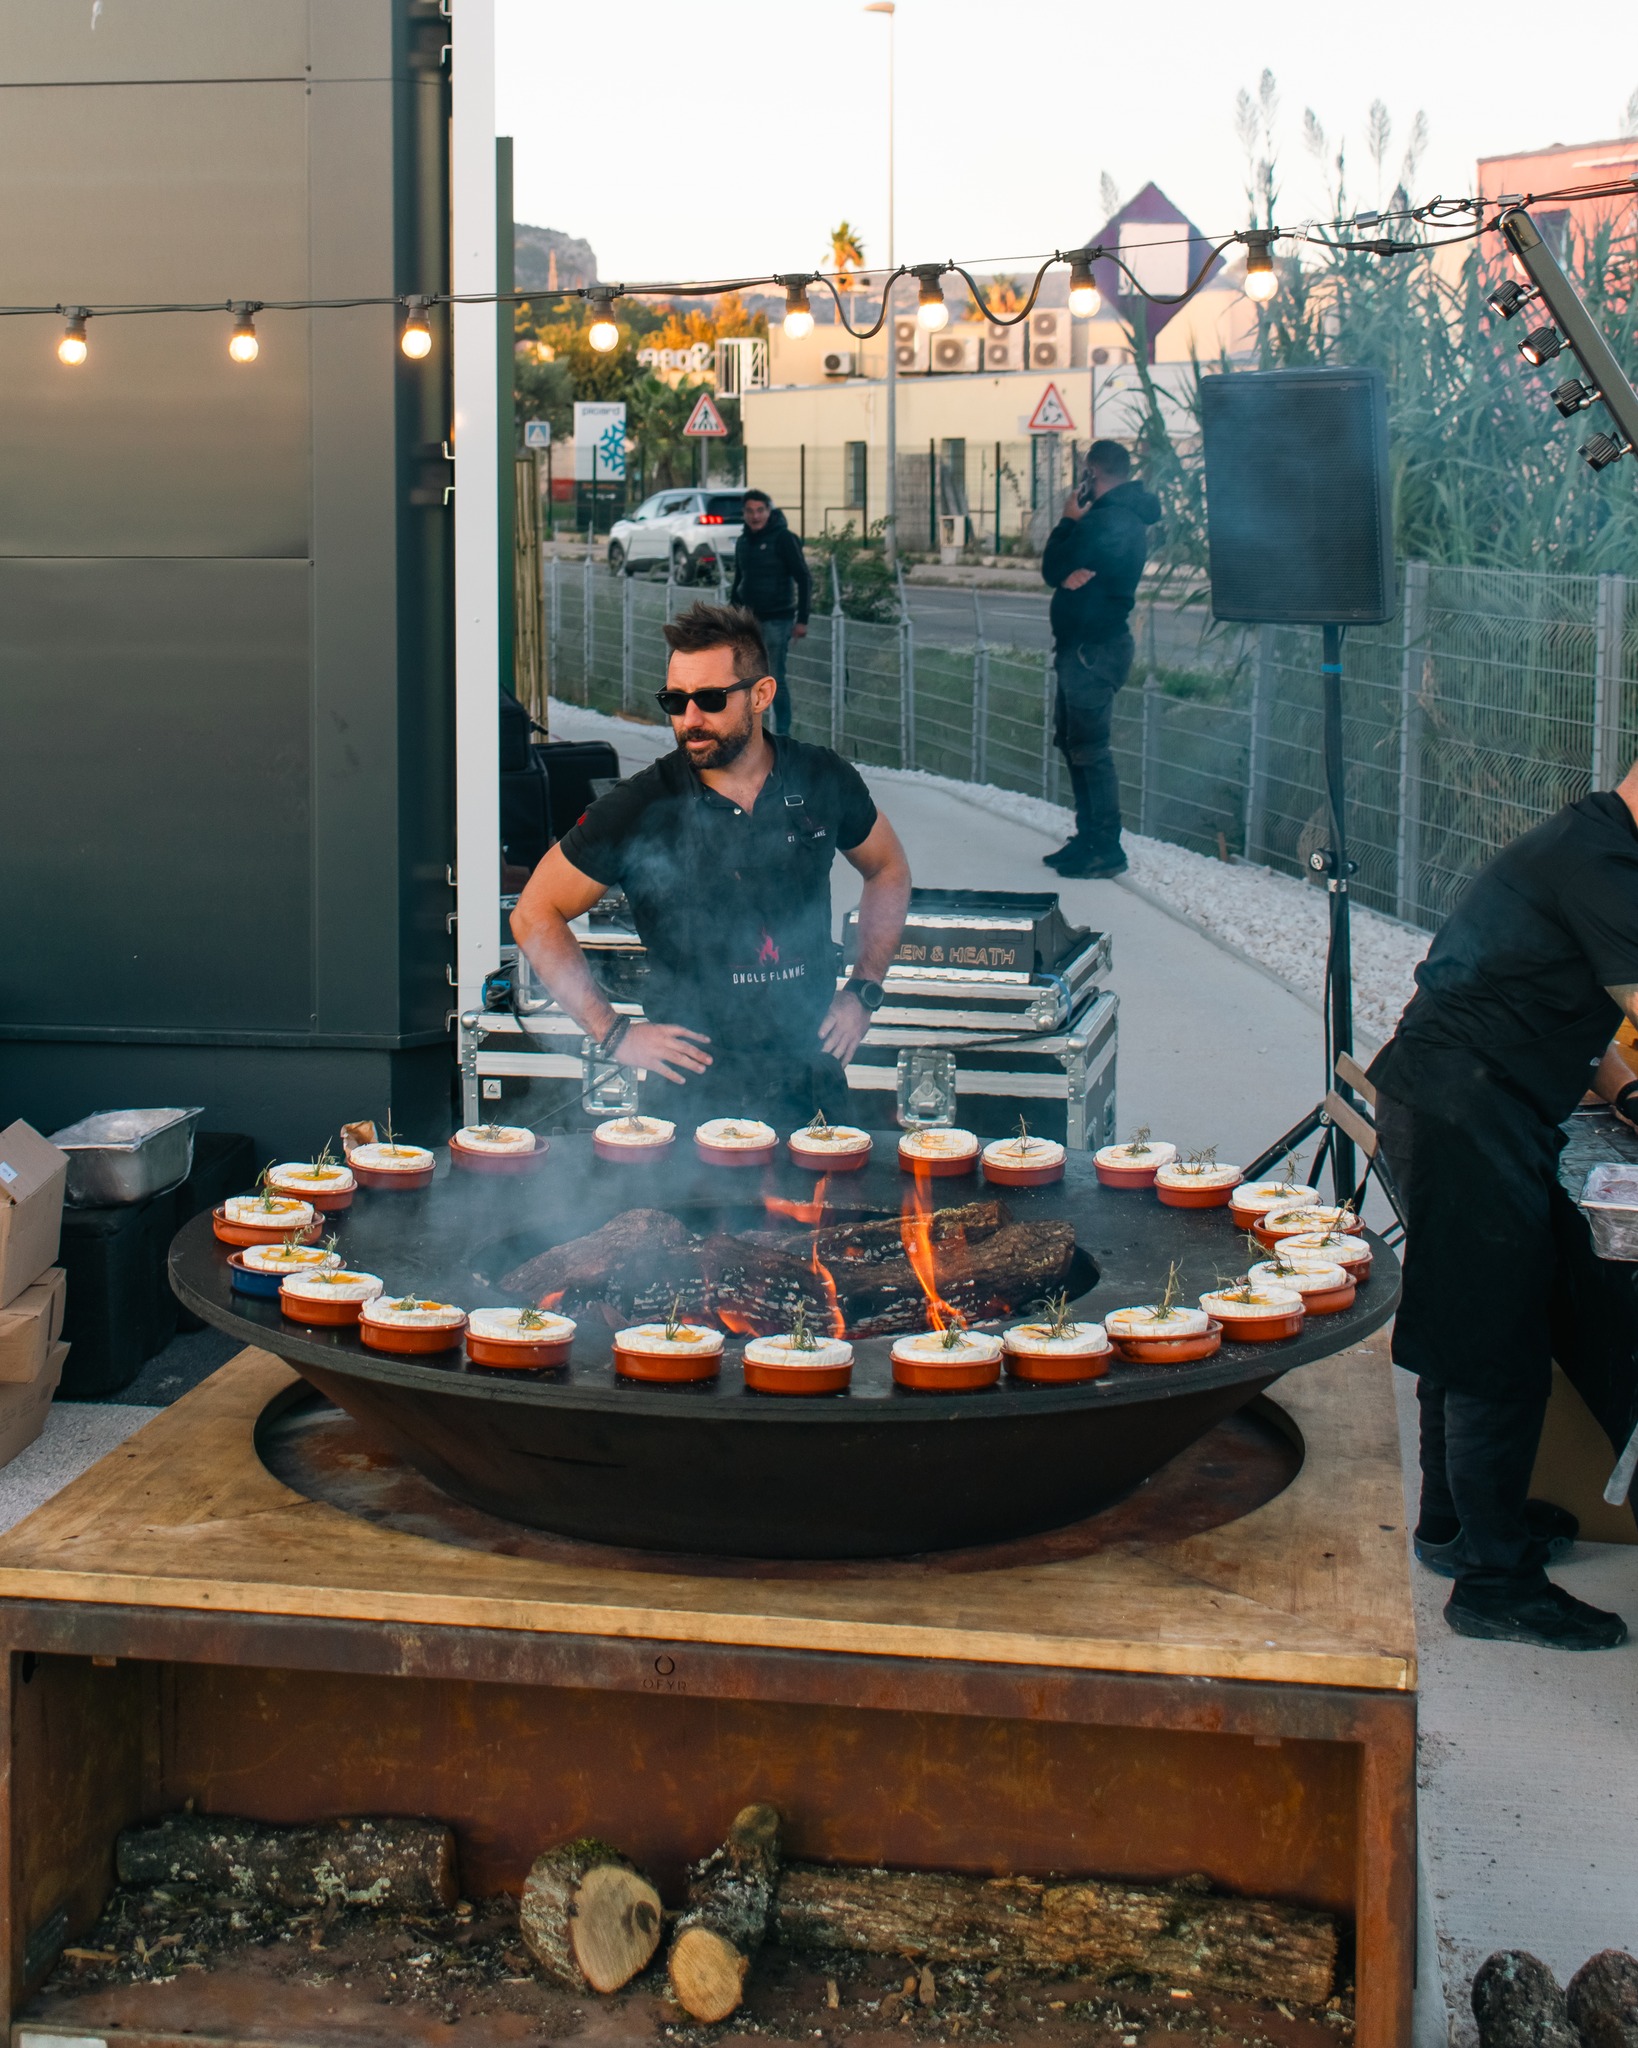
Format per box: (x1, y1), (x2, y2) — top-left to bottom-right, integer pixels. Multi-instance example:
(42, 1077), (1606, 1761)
(558, 736), (878, 1055)
(1373, 792), (1638, 1124)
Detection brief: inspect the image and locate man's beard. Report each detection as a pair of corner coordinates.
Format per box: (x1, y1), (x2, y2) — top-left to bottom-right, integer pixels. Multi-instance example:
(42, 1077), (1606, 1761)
(681, 711), (756, 770)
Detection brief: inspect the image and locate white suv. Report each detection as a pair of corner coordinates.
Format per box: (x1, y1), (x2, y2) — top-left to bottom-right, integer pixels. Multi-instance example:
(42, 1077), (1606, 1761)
(607, 488), (747, 583)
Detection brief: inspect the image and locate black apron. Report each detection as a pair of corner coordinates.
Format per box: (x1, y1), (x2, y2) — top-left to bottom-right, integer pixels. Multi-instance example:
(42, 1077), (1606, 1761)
(647, 780), (850, 1127)
(1375, 1045), (1636, 1411)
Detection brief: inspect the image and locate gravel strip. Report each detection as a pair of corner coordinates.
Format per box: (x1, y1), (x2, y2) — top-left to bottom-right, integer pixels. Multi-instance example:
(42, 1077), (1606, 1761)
(545, 703), (1430, 1051)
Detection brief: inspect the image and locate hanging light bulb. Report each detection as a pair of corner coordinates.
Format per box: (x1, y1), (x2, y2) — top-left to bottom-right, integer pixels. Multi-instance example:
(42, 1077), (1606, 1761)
(1242, 230), (1279, 303)
(586, 289), (620, 353)
(400, 296), (433, 360)
(782, 276), (815, 340)
(57, 308), (89, 366)
(1067, 250), (1102, 319)
(914, 265), (950, 331)
(228, 303), (260, 363)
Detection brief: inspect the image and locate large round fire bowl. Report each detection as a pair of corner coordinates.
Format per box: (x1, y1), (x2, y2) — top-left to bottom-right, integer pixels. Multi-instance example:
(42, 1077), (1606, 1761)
(170, 1137), (1398, 1559)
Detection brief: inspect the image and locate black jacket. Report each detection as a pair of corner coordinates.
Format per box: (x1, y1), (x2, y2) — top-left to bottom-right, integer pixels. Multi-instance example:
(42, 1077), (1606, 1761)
(731, 508), (812, 624)
(1041, 480), (1162, 651)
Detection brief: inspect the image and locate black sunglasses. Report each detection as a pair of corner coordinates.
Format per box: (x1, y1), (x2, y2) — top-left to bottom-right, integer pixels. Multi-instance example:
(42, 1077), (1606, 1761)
(656, 677), (761, 715)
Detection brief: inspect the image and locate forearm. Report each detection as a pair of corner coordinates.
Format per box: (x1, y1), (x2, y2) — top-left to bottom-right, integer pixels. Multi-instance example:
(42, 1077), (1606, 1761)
(512, 907), (621, 1043)
(850, 867), (912, 984)
(1593, 1041), (1638, 1104)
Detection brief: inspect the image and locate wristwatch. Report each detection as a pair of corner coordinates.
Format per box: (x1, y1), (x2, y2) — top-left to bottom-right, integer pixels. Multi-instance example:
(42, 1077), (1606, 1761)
(845, 977), (886, 1012)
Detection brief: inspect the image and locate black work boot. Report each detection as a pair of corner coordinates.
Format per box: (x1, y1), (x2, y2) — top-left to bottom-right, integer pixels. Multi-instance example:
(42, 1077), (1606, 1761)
(1415, 1499), (1579, 1578)
(1445, 1581), (1627, 1650)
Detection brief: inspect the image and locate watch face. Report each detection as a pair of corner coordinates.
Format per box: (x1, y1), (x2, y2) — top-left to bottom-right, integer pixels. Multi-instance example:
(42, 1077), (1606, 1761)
(854, 980), (885, 1011)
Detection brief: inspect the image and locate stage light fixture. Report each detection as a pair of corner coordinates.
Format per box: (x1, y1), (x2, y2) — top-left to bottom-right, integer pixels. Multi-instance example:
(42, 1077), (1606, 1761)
(1582, 432), (1633, 472)
(1552, 377), (1599, 417)
(1067, 251), (1102, 319)
(914, 266), (950, 331)
(57, 309), (88, 366)
(1241, 230), (1279, 303)
(1518, 324), (1563, 367)
(781, 277), (814, 340)
(399, 297), (433, 359)
(228, 304), (259, 363)
(1486, 278), (1538, 320)
(586, 291), (620, 353)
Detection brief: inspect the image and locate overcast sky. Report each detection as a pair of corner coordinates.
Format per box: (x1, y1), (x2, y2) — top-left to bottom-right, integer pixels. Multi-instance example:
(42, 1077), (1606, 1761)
(497, 0), (1636, 284)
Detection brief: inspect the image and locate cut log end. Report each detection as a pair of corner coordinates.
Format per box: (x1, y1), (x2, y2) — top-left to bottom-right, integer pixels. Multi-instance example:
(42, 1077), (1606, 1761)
(572, 1861), (663, 1994)
(670, 1924), (751, 2024)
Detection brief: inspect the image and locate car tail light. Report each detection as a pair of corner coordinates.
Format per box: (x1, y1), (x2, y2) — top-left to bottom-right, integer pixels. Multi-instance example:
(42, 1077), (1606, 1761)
(696, 513), (725, 524)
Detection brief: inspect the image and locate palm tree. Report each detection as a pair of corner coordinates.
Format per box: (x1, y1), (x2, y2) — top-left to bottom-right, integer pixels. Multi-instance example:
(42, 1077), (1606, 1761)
(828, 221), (865, 293)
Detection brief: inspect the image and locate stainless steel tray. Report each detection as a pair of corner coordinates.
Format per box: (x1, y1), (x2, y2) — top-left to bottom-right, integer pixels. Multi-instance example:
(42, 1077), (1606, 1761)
(1579, 1162), (1638, 1262)
(49, 1107), (204, 1208)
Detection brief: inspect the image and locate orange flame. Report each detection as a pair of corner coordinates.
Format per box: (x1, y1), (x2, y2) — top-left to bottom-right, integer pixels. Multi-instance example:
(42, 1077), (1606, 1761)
(899, 1167), (965, 1334)
(809, 1237), (845, 1339)
(716, 1306), (758, 1336)
(764, 1179), (831, 1229)
(537, 1289), (566, 1312)
(761, 1180), (846, 1338)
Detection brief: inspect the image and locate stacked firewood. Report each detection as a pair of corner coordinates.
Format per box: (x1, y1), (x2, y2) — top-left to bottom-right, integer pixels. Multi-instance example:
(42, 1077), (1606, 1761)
(112, 1810), (1340, 2025)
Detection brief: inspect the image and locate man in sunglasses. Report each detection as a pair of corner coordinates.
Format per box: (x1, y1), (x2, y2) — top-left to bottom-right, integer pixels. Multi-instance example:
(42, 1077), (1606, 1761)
(512, 602), (911, 1126)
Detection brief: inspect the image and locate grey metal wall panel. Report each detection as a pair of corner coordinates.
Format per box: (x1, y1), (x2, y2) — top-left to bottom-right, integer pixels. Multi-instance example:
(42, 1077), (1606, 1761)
(0, 559), (313, 1033)
(0, 1), (310, 83)
(0, 79), (310, 557)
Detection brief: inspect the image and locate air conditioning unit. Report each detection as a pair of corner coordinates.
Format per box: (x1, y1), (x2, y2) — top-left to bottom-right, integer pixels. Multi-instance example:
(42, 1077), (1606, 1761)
(893, 315), (928, 373)
(821, 348), (856, 378)
(929, 330), (981, 374)
(983, 323), (1022, 372)
(1028, 308), (1067, 370)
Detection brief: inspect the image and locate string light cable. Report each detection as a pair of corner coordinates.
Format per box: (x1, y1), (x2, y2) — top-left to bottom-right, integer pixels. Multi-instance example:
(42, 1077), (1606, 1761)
(16, 170), (1632, 357)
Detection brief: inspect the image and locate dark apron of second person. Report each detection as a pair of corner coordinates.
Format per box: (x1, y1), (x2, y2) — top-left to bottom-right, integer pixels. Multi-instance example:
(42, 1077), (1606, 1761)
(1374, 1042), (1638, 1417)
(643, 775), (850, 1127)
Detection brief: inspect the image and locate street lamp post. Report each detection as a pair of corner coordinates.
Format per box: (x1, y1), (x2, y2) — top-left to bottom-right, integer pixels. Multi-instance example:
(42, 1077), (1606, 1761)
(864, 1), (896, 562)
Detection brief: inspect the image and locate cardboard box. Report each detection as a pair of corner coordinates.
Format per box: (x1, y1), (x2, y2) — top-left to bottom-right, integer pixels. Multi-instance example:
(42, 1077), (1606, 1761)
(0, 1337), (67, 1470)
(0, 1121), (69, 1309)
(0, 1267), (66, 1383)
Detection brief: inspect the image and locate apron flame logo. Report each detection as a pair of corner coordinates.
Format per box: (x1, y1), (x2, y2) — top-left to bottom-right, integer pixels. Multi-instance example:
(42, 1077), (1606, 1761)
(755, 929), (780, 966)
(899, 1169), (968, 1335)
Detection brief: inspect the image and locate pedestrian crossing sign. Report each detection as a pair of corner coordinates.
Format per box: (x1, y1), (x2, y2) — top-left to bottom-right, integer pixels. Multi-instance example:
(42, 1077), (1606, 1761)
(683, 393), (729, 437)
(1026, 382), (1076, 432)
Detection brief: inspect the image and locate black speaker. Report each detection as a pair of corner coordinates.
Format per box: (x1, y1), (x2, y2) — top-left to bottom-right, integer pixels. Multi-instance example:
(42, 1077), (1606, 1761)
(1200, 368), (1393, 624)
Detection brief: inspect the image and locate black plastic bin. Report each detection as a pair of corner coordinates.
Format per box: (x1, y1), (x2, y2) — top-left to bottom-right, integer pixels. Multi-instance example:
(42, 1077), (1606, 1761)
(57, 1131), (255, 1400)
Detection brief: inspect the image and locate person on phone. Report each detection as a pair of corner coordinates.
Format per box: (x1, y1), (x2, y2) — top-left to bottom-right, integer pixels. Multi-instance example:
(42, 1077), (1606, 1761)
(1040, 440), (1161, 879)
(512, 603), (910, 1127)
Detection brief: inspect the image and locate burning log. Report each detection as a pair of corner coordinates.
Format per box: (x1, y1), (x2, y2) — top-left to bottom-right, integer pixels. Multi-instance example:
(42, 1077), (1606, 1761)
(519, 1838), (663, 1993)
(115, 1815), (457, 1912)
(773, 1865), (1337, 2008)
(501, 1209), (703, 1310)
(668, 1804), (783, 2023)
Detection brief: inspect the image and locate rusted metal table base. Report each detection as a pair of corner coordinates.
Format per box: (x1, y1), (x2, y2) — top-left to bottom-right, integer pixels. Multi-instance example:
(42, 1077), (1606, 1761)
(0, 1345), (1417, 2048)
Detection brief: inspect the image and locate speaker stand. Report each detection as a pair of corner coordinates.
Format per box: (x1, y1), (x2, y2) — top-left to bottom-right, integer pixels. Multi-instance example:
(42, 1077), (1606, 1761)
(1244, 625), (1362, 1203)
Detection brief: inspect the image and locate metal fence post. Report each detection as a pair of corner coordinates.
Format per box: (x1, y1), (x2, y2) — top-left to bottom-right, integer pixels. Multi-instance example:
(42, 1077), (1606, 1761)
(1244, 624), (1273, 859)
(971, 586), (989, 784)
(1140, 675), (1161, 836)
(1593, 572), (1627, 791)
(582, 542), (593, 698)
(1396, 560), (1430, 921)
(548, 554), (560, 690)
(895, 558), (915, 768)
(620, 565), (634, 712)
(830, 557), (846, 753)
(1041, 648), (1055, 800)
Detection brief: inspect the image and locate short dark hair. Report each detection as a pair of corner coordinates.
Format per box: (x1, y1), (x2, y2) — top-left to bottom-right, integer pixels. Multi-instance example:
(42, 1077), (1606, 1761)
(1087, 438), (1132, 480)
(662, 602), (768, 682)
(742, 487), (772, 508)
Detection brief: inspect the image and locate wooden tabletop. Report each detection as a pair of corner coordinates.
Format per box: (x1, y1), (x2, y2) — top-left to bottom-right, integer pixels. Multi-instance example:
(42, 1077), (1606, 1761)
(0, 1340), (1415, 1692)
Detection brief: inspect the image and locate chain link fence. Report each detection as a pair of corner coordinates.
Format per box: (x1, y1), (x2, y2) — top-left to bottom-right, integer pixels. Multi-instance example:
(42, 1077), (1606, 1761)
(547, 553), (1634, 936)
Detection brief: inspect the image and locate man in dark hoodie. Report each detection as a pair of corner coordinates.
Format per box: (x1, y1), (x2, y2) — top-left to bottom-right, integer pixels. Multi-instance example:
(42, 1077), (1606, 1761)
(730, 488), (812, 736)
(1039, 440), (1162, 878)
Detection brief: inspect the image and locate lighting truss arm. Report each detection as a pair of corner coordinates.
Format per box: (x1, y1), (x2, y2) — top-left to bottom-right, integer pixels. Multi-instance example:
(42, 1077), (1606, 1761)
(1502, 209), (1638, 463)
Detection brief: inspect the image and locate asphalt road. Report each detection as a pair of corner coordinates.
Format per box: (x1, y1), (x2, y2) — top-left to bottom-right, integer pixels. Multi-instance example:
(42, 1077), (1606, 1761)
(904, 582), (1053, 653)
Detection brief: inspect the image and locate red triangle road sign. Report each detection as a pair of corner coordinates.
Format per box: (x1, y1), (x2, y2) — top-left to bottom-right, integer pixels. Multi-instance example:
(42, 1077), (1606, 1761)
(682, 392), (729, 436)
(1026, 381), (1076, 432)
